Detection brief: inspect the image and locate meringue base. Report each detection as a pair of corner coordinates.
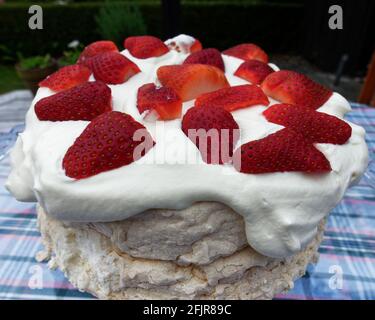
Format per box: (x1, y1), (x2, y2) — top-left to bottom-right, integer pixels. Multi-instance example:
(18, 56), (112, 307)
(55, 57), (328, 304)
(37, 204), (324, 300)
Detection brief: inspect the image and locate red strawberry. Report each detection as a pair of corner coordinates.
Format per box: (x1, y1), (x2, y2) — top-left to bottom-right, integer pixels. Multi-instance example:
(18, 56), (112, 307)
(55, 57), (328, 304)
(183, 48), (225, 71)
(90, 52), (140, 84)
(157, 64), (229, 102)
(39, 64), (91, 92)
(223, 43), (268, 63)
(63, 111), (155, 179)
(195, 84), (269, 112)
(190, 39), (203, 53)
(233, 128), (331, 174)
(137, 83), (182, 120)
(124, 36), (169, 59)
(78, 40), (118, 66)
(182, 106), (239, 164)
(261, 70), (333, 110)
(35, 81), (112, 121)
(263, 103), (352, 144)
(234, 59), (274, 85)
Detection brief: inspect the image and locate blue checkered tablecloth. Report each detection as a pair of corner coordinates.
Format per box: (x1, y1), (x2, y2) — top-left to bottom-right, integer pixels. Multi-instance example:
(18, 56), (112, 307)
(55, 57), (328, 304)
(0, 96), (374, 299)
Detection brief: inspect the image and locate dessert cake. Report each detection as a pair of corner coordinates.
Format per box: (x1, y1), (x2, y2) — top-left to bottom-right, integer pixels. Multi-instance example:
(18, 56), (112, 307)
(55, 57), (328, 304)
(6, 35), (368, 299)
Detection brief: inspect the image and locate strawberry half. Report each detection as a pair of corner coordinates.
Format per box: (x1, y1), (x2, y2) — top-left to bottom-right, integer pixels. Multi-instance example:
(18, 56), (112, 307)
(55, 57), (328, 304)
(223, 43), (268, 63)
(157, 64), (229, 102)
(261, 70), (333, 110)
(90, 51), (141, 84)
(190, 39), (203, 53)
(234, 59), (274, 85)
(263, 103), (352, 144)
(233, 128), (331, 174)
(124, 35), (169, 59)
(137, 83), (182, 120)
(183, 48), (225, 71)
(182, 106), (239, 164)
(35, 81), (112, 121)
(63, 111), (155, 179)
(195, 84), (269, 112)
(78, 40), (118, 66)
(39, 64), (91, 92)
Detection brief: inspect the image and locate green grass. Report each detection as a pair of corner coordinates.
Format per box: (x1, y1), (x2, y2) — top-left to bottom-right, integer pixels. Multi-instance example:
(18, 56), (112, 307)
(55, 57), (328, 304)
(0, 65), (25, 94)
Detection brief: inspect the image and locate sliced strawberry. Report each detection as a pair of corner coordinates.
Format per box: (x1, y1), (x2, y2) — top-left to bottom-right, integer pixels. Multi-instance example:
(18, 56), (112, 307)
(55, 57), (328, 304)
(195, 84), (269, 112)
(90, 52), (140, 84)
(182, 106), (239, 164)
(137, 83), (182, 120)
(190, 39), (203, 53)
(223, 43), (268, 63)
(78, 40), (118, 66)
(183, 48), (225, 71)
(261, 70), (333, 110)
(35, 81), (112, 121)
(263, 103), (352, 144)
(124, 35), (169, 59)
(234, 59), (274, 85)
(63, 111), (155, 179)
(233, 128), (331, 174)
(39, 64), (91, 92)
(157, 64), (229, 101)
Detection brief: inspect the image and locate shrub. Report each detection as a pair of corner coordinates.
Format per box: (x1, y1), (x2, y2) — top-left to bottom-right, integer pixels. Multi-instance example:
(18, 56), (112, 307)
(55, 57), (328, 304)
(95, 0), (147, 47)
(17, 54), (53, 70)
(0, 2), (304, 60)
(58, 42), (83, 67)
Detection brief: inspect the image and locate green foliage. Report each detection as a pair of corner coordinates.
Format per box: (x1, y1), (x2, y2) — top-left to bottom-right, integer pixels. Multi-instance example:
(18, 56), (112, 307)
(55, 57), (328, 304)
(0, 1), (303, 60)
(0, 45), (15, 63)
(58, 50), (81, 67)
(0, 3), (101, 59)
(58, 42), (84, 67)
(95, 1), (147, 46)
(0, 65), (25, 94)
(17, 54), (53, 70)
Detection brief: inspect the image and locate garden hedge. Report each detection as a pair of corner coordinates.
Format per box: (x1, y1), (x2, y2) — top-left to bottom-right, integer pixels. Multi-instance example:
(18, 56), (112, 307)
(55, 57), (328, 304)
(0, 1), (304, 60)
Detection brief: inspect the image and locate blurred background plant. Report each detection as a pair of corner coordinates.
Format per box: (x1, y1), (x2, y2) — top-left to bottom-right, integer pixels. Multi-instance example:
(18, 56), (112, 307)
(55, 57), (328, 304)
(58, 40), (83, 67)
(15, 53), (57, 94)
(0, 45), (15, 64)
(17, 53), (53, 71)
(95, 0), (147, 47)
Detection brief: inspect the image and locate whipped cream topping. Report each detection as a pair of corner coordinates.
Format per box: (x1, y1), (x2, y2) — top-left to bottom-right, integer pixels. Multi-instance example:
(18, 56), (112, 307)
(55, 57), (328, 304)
(6, 35), (368, 258)
(164, 34), (197, 53)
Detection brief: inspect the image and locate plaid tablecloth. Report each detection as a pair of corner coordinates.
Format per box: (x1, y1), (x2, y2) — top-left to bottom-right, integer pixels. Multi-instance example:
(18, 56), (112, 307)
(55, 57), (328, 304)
(0, 97), (374, 300)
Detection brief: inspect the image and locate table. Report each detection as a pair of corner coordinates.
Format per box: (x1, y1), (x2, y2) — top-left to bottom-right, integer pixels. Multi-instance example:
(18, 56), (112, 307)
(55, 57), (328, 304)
(0, 90), (374, 300)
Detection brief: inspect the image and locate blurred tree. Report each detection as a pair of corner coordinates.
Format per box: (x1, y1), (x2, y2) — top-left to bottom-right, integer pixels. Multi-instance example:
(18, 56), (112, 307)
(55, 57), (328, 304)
(95, 0), (147, 46)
